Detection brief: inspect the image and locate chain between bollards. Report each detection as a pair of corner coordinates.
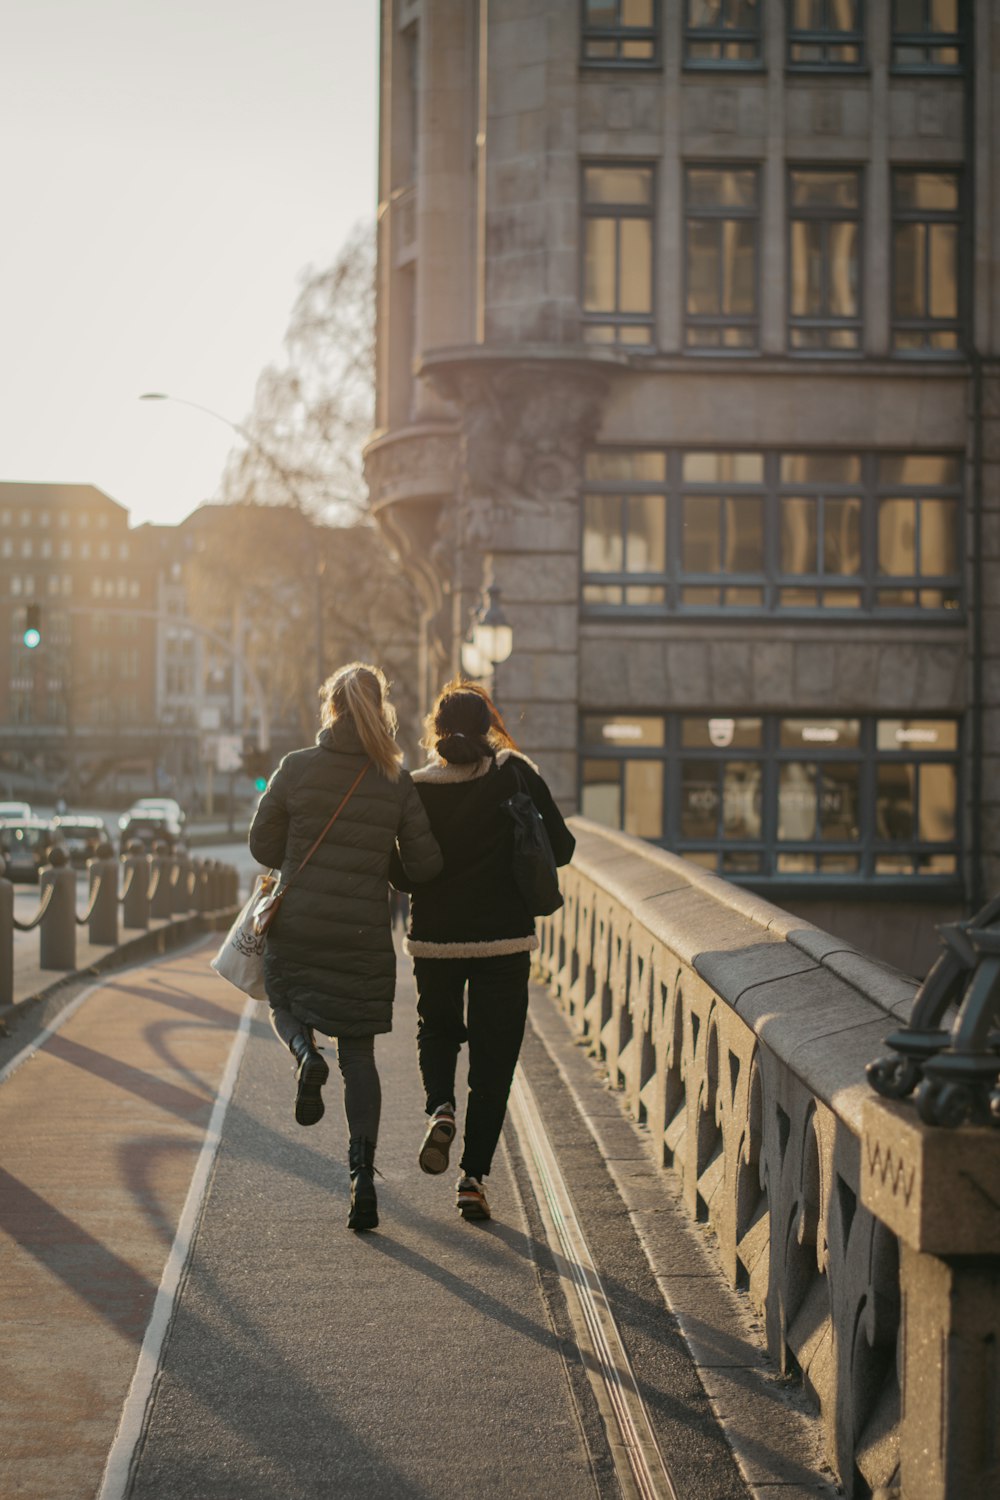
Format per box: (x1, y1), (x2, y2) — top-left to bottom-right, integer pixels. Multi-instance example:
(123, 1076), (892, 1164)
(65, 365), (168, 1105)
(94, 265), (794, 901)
(0, 842), (242, 1006)
(11, 882), (55, 933)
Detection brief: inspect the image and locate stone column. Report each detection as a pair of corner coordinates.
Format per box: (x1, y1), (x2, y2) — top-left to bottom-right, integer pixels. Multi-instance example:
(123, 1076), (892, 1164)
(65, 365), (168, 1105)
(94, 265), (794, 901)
(860, 1097), (1000, 1499)
(439, 358), (607, 809)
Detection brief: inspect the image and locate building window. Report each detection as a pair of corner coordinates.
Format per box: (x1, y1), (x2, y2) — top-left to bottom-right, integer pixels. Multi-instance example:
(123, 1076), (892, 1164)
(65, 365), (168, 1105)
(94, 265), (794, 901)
(581, 447), (962, 615)
(788, 0), (864, 68)
(581, 0), (659, 65)
(684, 166), (759, 350)
(875, 455), (962, 609)
(581, 163), (655, 346)
(684, 0), (762, 66)
(892, 0), (963, 72)
(788, 168), (862, 351)
(580, 712), (961, 882)
(892, 170), (962, 355)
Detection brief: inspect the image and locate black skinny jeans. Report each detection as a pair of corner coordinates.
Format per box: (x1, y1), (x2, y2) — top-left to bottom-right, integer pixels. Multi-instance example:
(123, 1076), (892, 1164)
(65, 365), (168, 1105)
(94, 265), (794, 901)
(269, 1005), (381, 1143)
(413, 951), (531, 1181)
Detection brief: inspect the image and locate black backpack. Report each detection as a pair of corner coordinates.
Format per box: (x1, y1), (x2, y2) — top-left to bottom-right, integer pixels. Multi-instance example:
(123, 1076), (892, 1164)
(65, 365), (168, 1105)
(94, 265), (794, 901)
(502, 761), (564, 917)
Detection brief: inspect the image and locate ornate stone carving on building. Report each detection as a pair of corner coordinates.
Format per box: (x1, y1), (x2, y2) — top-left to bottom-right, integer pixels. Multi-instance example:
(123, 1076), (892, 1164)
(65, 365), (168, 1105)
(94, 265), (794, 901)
(363, 424), (458, 512)
(364, 422), (460, 665)
(429, 357), (607, 540)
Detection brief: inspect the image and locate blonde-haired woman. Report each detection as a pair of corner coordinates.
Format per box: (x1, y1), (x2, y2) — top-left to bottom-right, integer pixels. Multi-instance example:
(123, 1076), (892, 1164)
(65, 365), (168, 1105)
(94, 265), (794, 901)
(249, 663), (441, 1230)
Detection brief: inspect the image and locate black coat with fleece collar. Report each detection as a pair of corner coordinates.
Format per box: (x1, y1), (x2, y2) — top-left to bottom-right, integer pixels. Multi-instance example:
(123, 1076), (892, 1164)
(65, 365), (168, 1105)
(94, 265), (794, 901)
(248, 719), (442, 1036)
(390, 749), (575, 958)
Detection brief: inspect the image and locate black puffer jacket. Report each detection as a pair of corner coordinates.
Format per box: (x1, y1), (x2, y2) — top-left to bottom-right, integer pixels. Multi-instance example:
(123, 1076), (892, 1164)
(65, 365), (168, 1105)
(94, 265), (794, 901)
(248, 718), (442, 1036)
(391, 749), (575, 958)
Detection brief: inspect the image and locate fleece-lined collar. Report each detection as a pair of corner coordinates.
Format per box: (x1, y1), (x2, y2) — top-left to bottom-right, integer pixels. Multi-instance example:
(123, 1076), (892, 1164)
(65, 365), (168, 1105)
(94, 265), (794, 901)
(411, 747), (537, 784)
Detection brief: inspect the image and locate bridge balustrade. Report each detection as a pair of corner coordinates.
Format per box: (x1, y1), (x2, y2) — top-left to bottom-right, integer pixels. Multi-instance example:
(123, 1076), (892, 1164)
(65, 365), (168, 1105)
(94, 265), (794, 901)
(537, 818), (998, 1500)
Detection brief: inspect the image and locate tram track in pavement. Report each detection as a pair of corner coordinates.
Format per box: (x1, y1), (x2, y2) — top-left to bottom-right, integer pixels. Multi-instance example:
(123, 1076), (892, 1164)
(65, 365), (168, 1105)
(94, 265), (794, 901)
(510, 995), (835, 1500)
(504, 1012), (748, 1500)
(507, 1064), (679, 1500)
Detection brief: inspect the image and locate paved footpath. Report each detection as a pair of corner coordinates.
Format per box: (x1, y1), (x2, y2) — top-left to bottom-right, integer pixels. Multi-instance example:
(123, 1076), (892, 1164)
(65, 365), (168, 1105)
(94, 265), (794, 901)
(0, 937), (832, 1500)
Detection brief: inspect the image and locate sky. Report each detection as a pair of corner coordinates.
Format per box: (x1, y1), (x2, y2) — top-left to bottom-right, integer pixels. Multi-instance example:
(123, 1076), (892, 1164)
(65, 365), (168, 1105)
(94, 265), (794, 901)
(0, 0), (378, 529)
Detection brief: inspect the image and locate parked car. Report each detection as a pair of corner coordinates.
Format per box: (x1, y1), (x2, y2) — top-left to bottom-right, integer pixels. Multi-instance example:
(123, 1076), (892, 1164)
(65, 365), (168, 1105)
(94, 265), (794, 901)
(118, 798), (184, 850)
(52, 815), (114, 868)
(0, 818), (62, 883)
(0, 800), (33, 821)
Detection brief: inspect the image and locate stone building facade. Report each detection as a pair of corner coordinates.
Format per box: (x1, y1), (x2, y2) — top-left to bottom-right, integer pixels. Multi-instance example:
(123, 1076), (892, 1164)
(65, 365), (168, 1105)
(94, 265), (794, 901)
(365, 0), (1000, 974)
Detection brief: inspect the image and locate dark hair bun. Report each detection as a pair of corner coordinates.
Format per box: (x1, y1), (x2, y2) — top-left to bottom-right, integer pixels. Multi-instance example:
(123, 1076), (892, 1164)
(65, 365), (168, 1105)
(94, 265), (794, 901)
(434, 690), (496, 764)
(435, 732), (483, 765)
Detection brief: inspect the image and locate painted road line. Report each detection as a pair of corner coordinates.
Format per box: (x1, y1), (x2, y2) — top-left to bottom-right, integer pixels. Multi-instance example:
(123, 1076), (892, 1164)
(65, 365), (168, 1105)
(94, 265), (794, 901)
(508, 1066), (680, 1500)
(96, 993), (255, 1500)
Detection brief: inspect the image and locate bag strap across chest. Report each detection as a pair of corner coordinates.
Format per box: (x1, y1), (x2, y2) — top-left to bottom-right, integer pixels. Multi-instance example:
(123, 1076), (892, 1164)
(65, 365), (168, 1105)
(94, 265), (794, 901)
(285, 761), (370, 889)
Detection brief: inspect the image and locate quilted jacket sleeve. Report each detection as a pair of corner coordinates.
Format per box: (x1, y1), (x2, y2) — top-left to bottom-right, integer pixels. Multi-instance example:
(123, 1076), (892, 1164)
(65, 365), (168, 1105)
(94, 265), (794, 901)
(248, 762), (291, 871)
(394, 778), (443, 886)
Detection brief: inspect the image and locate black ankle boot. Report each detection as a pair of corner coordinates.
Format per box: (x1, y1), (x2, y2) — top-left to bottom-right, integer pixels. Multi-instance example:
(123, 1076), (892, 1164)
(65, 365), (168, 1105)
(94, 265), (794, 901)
(288, 1030), (329, 1127)
(347, 1137), (378, 1231)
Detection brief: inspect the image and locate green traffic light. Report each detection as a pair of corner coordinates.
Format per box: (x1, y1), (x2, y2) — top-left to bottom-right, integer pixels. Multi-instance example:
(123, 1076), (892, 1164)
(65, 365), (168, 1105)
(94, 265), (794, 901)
(254, 775), (268, 792)
(23, 627), (41, 649)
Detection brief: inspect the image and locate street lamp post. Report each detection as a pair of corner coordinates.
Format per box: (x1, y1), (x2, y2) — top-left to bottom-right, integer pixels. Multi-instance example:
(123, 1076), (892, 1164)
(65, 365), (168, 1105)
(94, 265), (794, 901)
(461, 587), (514, 687)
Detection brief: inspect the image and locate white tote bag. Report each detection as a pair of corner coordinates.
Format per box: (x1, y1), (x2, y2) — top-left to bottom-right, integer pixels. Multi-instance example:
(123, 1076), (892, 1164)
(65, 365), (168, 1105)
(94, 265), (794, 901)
(210, 874), (274, 1000)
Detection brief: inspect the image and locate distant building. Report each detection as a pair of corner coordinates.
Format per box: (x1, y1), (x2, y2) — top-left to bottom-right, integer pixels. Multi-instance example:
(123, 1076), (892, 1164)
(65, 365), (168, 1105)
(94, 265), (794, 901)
(365, 0), (999, 974)
(0, 482), (157, 788)
(0, 483), (254, 804)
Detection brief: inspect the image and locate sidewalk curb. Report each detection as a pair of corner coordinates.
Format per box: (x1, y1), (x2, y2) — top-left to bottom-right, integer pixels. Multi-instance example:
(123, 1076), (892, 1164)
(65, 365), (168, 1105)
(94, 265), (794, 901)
(0, 907), (239, 1041)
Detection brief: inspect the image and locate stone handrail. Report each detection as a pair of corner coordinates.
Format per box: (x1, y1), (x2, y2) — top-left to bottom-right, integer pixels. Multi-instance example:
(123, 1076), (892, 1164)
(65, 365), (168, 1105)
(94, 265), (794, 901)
(537, 819), (928, 1499)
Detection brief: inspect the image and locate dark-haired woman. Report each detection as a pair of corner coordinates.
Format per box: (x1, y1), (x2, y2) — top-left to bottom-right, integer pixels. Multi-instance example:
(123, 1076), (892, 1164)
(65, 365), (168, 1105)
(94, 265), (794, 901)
(391, 680), (575, 1221)
(249, 662), (442, 1231)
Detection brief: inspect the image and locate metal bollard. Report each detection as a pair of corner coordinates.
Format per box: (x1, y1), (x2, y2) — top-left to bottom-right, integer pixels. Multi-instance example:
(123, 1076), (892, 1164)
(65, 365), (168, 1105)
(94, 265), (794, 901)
(40, 848), (77, 971)
(171, 849), (191, 914)
(150, 841), (174, 920)
(0, 874), (13, 1007)
(121, 842), (152, 930)
(87, 844), (119, 947)
(87, 846), (119, 946)
(195, 860), (212, 915)
(208, 860), (224, 910)
(225, 865), (239, 906)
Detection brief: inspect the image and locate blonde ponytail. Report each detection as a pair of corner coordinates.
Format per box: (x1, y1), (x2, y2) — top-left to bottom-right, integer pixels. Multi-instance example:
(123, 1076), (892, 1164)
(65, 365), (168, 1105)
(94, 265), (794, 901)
(320, 662), (403, 782)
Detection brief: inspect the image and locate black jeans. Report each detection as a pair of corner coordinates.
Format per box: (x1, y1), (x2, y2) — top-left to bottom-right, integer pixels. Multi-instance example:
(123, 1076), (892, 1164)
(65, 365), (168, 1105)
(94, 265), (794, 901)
(413, 951), (531, 1181)
(269, 1005), (381, 1143)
